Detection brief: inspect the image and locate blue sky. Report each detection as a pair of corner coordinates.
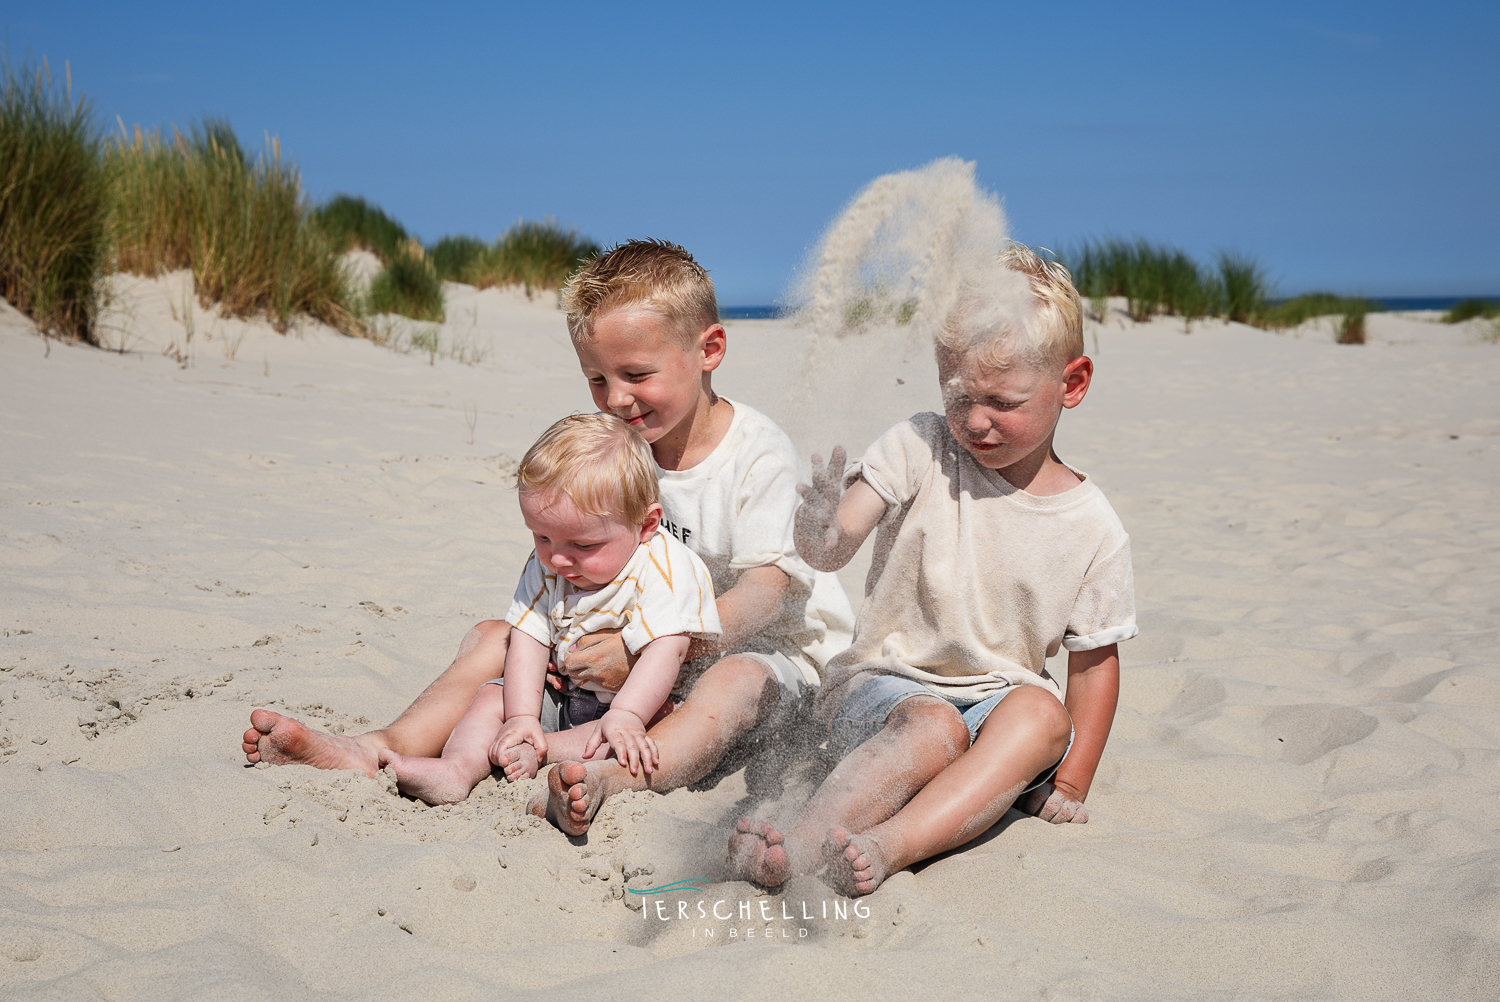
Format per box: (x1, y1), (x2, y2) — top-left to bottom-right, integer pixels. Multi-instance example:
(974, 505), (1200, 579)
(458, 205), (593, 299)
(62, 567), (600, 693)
(8, 1), (1497, 303)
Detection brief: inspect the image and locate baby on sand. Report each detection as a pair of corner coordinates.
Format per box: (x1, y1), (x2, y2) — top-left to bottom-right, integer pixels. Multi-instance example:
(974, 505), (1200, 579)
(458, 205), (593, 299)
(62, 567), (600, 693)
(379, 412), (721, 804)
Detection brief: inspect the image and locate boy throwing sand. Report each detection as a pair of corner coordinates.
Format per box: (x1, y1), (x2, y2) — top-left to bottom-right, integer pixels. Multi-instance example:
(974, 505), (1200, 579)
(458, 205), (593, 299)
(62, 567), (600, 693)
(378, 413), (720, 804)
(729, 245), (1136, 895)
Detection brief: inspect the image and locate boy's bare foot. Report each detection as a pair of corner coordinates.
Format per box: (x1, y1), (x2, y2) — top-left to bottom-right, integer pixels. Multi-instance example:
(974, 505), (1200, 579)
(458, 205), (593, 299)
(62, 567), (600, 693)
(496, 743), (540, 783)
(243, 709), (379, 777)
(726, 818), (791, 887)
(375, 749), (475, 805)
(822, 826), (892, 897)
(528, 762), (604, 836)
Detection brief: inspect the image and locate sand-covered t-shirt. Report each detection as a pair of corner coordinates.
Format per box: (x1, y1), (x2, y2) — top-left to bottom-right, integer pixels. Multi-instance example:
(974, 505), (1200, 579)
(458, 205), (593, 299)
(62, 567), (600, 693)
(505, 531), (721, 702)
(655, 398), (854, 685)
(815, 412), (1137, 721)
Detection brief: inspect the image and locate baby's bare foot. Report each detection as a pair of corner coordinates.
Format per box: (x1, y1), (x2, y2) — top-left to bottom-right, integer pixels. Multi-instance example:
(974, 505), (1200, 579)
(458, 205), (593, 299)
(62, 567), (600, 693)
(822, 826), (891, 897)
(496, 743), (540, 783)
(243, 709), (379, 777)
(376, 749), (474, 805)
(535, 762), (603, 836)
(726, 818), (791, 887)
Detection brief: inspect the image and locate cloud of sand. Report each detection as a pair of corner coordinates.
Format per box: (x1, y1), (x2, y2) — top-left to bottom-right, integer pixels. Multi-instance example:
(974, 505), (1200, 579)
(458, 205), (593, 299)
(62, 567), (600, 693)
(785, 157), (1018, 347)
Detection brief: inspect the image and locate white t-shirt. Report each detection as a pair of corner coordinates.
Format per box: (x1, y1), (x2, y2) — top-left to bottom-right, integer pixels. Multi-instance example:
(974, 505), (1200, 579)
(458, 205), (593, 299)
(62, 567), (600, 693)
(816, 412), (1138, 722)
(505, 531), (721, 702)
(655, 398), (854, 685)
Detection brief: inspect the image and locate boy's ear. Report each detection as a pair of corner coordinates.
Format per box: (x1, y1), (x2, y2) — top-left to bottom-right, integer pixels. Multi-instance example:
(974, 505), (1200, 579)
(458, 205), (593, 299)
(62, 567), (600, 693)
(1061, 356), (1093, 409)
(699, 324), (727, 373)
(639, 503), (664, 542)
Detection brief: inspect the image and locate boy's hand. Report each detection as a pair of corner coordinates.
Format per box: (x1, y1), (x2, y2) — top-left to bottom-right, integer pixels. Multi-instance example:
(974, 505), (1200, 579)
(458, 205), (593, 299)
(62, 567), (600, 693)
(1019, 781), (1089, 824)
(564, 629), (635, 693)
(586, 707), (658, 777)
(490, 715), (547, 768)
(795, 446), (848, 554)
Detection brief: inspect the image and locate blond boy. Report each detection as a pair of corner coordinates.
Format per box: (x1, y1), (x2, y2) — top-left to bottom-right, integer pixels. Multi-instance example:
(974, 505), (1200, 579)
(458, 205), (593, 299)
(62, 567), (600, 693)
(244, 241), (852, 834)
(728, 245), (1135, 895)
(378, 414), (721, 804)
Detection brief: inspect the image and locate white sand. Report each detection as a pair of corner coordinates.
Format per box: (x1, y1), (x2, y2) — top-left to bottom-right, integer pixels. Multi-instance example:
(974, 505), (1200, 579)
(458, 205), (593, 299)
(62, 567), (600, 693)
(2, 282), (1497, 999)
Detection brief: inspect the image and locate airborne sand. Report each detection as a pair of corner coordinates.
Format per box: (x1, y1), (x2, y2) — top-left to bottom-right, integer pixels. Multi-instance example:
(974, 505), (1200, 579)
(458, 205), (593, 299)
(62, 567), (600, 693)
(1, 272), (1497, 999)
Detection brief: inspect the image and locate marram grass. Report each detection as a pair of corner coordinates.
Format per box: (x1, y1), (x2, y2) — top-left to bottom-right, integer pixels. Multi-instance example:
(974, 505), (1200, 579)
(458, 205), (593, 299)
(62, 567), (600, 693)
(1442, 298), (1499, 324)
(0, 57), (108, 341)
(106, 118), (359, 335)
(365, 247), (444, 323)
(1060, 238), (1378, 341)
(441, 219), (600, 294)
(311, 195), (409, 261)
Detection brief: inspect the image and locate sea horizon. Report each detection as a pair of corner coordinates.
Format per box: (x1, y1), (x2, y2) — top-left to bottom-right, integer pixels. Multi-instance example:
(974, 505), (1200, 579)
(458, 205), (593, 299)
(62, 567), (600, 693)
(721, 295), (1497, 321)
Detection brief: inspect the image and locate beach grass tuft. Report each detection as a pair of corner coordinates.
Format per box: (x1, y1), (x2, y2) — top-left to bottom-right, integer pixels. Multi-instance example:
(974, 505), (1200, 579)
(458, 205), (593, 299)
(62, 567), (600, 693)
(429, 235), (489, 283)
(106, 118), (359, 335)
(311, 195), (409, 261)
(0, 57), (108, 342)
(366, 246), (444, 323)
(1441, 298), (1499, 324)
(1260, 293), (1382, 329)
(1216, 251), (1269, 324)
(447, 219), (600, 295)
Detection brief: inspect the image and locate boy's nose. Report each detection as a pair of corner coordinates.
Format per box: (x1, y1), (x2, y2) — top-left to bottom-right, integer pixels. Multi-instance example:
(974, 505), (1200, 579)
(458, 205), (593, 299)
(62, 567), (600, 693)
(606, 383), (634, 412)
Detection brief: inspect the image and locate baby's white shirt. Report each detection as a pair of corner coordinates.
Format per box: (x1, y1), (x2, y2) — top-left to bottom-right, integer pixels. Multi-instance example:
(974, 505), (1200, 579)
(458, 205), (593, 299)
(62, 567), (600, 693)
(504, 531), (721, 701)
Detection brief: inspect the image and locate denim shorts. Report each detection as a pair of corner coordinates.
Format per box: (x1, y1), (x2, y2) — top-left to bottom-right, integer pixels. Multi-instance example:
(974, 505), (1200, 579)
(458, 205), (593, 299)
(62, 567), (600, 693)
(481, 648), (809, 740)
(828, 674), (1073, 794)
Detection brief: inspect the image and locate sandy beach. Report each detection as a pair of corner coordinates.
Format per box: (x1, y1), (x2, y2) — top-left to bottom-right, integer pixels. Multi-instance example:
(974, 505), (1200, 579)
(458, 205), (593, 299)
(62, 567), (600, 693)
(2, 277), (1497, 999)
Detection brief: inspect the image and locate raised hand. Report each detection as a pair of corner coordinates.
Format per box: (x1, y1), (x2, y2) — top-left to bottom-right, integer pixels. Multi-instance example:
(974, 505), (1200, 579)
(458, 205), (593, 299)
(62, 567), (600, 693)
(794, 445), (848, 562)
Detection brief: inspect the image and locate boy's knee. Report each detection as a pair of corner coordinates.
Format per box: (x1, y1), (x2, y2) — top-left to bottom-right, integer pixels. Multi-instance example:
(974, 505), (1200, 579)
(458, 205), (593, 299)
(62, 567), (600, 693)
(704, 654), (780, 711)
(1006, 687), (1072, 754)
(472, 619), (510, 641)
(888, 696), (970, 757)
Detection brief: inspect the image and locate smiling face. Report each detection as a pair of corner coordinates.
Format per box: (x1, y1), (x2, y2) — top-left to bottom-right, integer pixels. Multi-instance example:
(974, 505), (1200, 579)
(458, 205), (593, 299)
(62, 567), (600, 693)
(573, 306), (725, 449)
(519, 489), (660, 591)
(937, 344), (1093, 489)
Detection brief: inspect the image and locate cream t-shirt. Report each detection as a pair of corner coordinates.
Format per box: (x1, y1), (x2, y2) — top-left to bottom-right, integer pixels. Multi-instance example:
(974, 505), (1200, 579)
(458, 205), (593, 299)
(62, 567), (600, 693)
(654, 398), (854, 685)
(815, 412), (1138, 722)
(505, 531), (721, 702)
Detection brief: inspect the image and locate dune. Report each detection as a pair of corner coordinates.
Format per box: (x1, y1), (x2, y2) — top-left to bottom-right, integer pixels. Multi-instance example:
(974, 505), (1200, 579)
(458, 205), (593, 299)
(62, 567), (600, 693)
(1, 282), (1497, 999)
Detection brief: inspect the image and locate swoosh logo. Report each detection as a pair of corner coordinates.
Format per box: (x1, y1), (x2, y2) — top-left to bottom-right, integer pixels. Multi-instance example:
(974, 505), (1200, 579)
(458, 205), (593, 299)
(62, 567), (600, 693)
(626, 878), (711, 896)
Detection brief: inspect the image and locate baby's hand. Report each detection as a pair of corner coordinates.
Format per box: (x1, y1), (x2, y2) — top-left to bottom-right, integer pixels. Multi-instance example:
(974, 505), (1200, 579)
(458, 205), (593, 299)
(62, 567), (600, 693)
(490, 715), (547, 772)
(587, 708), (659, 776)
(795, 445), (847, 552)
(1019, 781), (1089, 824)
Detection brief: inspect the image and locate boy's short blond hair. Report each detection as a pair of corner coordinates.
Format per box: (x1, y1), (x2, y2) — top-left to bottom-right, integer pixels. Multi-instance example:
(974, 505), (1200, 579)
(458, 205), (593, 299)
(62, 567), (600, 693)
(517, 413), (659, 526)
(937, 243), (1084, 372)
(560, 239), (719, 349)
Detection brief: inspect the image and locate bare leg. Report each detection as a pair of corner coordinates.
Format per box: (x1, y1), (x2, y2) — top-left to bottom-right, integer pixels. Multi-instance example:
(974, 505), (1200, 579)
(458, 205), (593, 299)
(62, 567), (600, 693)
(532, 655), (780, 834)
(243, 620), (511, 776)
(822, 686), (1072, 896)
(377, 684), (508, 804)
(726, 696), (968, 886)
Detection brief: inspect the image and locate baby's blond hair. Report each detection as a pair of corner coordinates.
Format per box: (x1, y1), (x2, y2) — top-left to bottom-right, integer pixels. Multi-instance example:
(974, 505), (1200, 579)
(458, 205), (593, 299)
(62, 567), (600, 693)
(937, 243), (1084, 372)
(516, 413), (659, 526)
(560, 239), (719, 349)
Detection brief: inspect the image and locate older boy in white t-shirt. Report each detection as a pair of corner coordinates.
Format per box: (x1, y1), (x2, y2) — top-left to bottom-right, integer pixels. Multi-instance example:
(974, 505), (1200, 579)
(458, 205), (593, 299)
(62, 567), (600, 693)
(729, 244), (1135, 895)
(245, 241), (852, 836)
